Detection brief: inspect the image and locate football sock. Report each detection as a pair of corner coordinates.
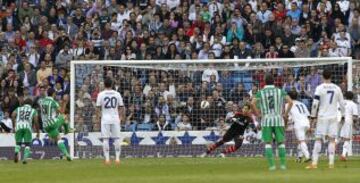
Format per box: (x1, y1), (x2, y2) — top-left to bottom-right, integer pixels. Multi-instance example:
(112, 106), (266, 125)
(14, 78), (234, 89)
(15, 145), (21, 153)
(328, 142), (335, 165)
(222, 145), (237, 154)
(278, 144), (286, 167)
(342, 141), (349, 157)
(312, 140), (322, 165)
(114, 139), (121, 161)
(297, 144), (303, 158)
(57, 140), (69, 157)
(103, 139), (110, 161)
(348, 141), (353, 156)
(300, 142), (310, 159)
(63, 122), (70, 134)
(265, 144), (275, 168)
(207, 140), (224, 154)
(24, 146), (31, 160)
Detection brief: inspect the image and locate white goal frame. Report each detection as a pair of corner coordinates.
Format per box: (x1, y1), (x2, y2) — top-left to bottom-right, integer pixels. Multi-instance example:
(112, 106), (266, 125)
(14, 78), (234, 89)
(69, 57), (353, 158)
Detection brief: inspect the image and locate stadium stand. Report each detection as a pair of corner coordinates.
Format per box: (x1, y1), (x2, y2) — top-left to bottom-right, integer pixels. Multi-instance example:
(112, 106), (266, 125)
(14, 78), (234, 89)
(0, 0), (359, 134)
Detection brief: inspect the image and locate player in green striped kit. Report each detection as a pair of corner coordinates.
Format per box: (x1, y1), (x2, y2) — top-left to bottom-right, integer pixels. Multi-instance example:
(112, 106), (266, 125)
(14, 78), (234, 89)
(12, 99), (39, 164)
(251, 74), (293, 170)
(38, 90), (72, 161)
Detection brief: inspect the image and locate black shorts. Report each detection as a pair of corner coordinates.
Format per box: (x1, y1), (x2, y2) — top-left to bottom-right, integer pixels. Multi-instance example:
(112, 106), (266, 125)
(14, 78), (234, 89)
(223, 123), (246, 142)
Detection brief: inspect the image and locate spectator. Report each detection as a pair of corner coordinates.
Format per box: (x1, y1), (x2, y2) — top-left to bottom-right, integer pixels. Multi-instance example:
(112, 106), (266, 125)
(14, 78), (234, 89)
(0, 111), (12, 133)
(278, 45), (295, 58)
(226, 22), (244, 43)
(235, 41), (252, 59)
(176, 113), (192, 131)
(257, 2), (272, 24)
(36, 61), (52, 85)
(56, 44), (72, 68)
(273, 3), (287, 22)
(283, 74), (300, 93)
(202, 64), (219, 83)
(294, 39), (310, 58)
(287, 3), (302, 21)
(19, 63), (36, 92)
(265, 45), (279, 58)
(75, 116), (88, 133)
(154, 114), (172, 131)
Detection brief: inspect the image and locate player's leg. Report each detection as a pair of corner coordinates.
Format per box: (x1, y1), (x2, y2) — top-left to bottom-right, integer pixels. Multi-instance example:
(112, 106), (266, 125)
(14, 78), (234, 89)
(296, 143), (303, 162)
(22, 129), (33, 164)
(221, 136), (243, 155)
(55, 116), (72, 160)
(327, 119), (339, 168)
(307, 119), (325, 169)
(102, 123), (111, 164)
(59, 114), (71, 134)
(205, 124), (236, 155)
(296, 127), (310, 162)
(262, 126), (276, 170)
(14, 130), (23, 163)
(295, 129), (303, 162)
(221, 126), (245, 155)
(274, 126), (286, 170)
(340, 123), (352, 160)
(45, 123), (71, 160)
(112, 123), (122, 164)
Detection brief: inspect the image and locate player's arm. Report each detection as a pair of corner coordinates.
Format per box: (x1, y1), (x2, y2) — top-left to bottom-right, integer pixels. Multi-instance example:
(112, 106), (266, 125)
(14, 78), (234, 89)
(284, 95), (293, 126)
(118, 94), (125, 124)
(250, 97), (260, 117)
(338, 88), (345, 115)
(118, 106), (125, 125)
(11, 110), (17, 132)
(96, 94), (102, 122)
(284, 103), (290, 126)
(311, 87), (320, 119)
(353, 103), (359, 125)
(54, 100), (64, 115)
(33, 112), (40, 138)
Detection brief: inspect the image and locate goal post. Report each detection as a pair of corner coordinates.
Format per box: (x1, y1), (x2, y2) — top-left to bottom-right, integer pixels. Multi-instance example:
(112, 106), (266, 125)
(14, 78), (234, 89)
(69, 57), (354, 159)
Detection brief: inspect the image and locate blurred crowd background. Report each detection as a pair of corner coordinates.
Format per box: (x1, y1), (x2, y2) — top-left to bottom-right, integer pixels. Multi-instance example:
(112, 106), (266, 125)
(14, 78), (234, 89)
(0, 0), (360, 133)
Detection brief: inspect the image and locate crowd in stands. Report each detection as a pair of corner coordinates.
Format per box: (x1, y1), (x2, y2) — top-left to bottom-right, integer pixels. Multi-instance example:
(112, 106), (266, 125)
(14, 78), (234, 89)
(0, 0), (360, 133)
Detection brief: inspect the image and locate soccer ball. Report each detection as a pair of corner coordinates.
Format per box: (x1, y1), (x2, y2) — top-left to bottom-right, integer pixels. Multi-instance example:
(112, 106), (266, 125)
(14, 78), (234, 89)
(200, 100), (210, 109)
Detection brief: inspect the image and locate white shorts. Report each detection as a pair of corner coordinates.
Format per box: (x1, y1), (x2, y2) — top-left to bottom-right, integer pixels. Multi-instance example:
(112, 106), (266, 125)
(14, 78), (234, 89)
(294, 126), (309, 141)
(101, 123), (121, 139)
(315, 118), (339, 139)
(340, 123), (353, 139)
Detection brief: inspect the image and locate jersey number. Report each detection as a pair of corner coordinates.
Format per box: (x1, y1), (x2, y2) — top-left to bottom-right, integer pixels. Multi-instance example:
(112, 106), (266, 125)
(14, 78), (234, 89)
(268, 96), (275, 111)
(104, 97), (117, 109)
(295, 104), (306, 114)
(19, 111), (31, 120)
(40, 106), (47, 114)
(327, 90), (334, 104)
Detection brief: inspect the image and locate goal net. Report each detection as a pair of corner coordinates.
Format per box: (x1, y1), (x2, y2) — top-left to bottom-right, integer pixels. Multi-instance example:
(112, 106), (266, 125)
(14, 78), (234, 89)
(65, 57), (360, 159)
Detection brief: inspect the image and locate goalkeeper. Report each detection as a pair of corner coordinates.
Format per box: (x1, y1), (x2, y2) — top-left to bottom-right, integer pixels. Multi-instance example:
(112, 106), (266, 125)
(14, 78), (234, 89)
(201, 103), (257, 157)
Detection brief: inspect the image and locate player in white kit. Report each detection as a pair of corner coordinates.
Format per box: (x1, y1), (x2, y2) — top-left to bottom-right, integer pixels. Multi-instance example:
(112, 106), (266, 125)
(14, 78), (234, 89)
(307, 70), (345, 169)
(339, 91), (358, 161)
(285, 91), (311, 163)
(96, 78), (125, 165)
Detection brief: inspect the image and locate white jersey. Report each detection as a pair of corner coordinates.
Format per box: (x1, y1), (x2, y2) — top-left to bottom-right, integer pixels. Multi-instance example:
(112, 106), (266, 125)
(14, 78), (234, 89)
(287, 101), (310, 128)
(343, 100), (358, 124)
(312, 83), (344, 119)
(96, 89), (124, 124)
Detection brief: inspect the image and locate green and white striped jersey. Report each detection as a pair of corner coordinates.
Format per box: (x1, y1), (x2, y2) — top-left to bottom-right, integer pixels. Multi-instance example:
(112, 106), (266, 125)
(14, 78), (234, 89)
(15, 104), (37, 131)
(39, 97), (60, 128)
(255, 85), (287, 127)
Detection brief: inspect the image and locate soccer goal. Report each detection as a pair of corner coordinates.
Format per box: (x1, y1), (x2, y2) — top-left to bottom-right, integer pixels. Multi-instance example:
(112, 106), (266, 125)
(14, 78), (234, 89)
(65, 57), (357, 159)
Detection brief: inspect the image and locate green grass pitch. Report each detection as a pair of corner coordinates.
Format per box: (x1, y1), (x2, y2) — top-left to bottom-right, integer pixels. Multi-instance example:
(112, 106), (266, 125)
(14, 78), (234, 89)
(1, 157), (360, 183)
